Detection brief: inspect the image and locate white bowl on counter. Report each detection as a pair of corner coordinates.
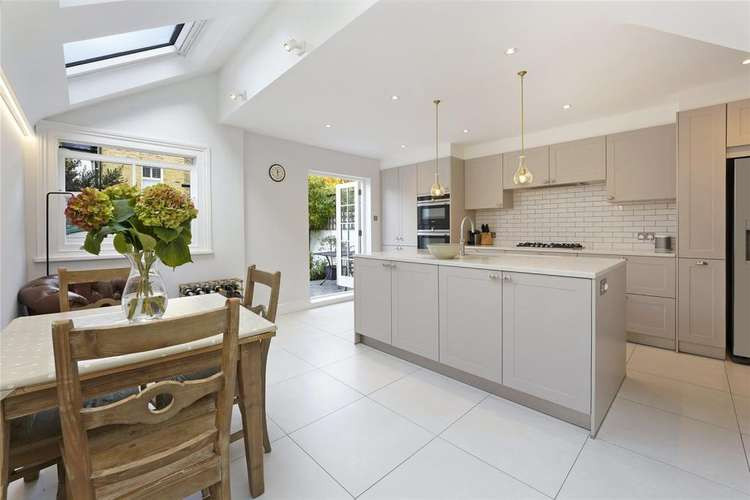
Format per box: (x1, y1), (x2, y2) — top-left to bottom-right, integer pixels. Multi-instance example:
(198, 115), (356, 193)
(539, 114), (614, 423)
(427, 243), (460, 259)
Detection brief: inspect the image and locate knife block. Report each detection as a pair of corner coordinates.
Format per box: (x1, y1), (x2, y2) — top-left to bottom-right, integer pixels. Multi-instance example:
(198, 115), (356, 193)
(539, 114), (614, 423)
(479, 232), (494, 246)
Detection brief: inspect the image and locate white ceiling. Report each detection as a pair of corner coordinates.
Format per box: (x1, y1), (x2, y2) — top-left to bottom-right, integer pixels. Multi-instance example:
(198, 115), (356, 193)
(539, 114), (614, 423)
(0, 0), (274, 124)
(222, 1), (750, 164)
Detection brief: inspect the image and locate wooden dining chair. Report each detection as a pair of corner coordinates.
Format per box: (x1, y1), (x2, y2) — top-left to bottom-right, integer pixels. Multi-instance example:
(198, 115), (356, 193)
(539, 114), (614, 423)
(57, 267), (130, 312)
(234, 265), (281, 453)
(52, 298), (240, 499)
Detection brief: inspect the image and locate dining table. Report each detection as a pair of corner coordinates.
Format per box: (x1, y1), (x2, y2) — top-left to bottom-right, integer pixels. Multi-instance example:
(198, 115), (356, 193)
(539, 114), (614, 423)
(0, 293), (276, 499)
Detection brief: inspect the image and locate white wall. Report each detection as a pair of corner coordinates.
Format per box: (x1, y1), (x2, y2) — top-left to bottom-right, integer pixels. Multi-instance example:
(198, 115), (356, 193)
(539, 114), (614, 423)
(33, 75), (245, 296)
(244, 132), (381, 312)
(0, 97), (30, 326)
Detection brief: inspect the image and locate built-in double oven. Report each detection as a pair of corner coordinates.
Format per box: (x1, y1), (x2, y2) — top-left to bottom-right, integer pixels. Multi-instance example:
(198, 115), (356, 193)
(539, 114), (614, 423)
(417, 194), (450, 249)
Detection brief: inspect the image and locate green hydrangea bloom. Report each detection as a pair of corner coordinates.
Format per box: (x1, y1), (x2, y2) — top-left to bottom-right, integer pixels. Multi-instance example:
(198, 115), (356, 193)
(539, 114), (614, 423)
(104, 183), (140, 201)
(65, 188), (114, 231)
(134, 184), (197, 229)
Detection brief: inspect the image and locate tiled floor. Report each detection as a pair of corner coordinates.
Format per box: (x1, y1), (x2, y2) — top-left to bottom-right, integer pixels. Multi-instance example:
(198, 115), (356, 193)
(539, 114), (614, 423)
(8, 301), (750, 499)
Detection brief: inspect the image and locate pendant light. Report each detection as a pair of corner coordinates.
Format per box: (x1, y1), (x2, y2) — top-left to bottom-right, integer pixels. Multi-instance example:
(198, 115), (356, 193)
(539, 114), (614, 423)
(430, 99), (447, 197)
(513, 70), (534, 185)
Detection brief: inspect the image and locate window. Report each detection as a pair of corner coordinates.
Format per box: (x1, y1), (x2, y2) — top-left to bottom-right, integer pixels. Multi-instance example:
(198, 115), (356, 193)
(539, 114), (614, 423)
(36, 122), (212, 261)
(63, 21), (205, 76)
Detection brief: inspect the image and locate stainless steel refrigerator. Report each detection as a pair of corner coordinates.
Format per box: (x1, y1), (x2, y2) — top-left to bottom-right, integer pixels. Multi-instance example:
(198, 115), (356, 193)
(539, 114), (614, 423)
(731, 157), (750, 361)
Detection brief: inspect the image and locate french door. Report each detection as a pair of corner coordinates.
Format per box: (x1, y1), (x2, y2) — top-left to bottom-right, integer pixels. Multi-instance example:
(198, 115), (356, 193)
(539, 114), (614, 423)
(335, 181), (361, 288)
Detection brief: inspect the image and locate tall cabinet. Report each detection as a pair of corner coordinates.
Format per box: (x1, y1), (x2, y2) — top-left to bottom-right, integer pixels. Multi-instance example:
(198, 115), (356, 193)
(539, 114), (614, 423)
(381, 165), (417, 248)
(677, 104), (727, 358)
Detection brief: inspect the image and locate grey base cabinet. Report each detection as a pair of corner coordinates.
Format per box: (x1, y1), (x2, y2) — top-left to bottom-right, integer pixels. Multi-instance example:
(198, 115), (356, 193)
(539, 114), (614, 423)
(392, 262), (439, 361)
(678, 258), (726, 353)
(626, 294), (676, 342)
(438, 266), (502, 383)
(502, 272), (592, 413)
(354, 259), (392, 344)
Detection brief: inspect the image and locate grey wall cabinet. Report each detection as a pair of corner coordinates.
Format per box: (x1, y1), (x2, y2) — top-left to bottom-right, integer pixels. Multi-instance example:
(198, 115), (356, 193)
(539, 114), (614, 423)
(678, 258), (726, 357)
(502, 272), (591, 413)
(464, 154), (513, 210)
(391, 262), (439, 361)
(677, 105), (726, 260)
(727, 98), (750, 147)
(380, 165), (417, 247)
(417, 158), (451, 195)
(438, 266), (503, 383)
(606, 124), (676, 202)
(549, 136), (606, 185)
(502, 146), (550, 189)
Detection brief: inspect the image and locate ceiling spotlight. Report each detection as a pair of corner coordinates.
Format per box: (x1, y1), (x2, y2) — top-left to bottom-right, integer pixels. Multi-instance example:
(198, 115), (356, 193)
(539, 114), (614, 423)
(505, 47), (517, 55)
(283, 38), (306, 56)
(743, 58), (750, 65)
(562, 103), (572, 110)
(391, 95), (399, 101)
(400, 144), (407, 149)
(229, 91), (247, 102)
(324, 123), (332, 128)
(463, 129), (470, 134)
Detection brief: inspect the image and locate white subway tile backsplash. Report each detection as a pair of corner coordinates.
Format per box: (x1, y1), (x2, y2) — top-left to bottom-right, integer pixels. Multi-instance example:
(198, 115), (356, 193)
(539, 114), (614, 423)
(475, 183), (676, 252)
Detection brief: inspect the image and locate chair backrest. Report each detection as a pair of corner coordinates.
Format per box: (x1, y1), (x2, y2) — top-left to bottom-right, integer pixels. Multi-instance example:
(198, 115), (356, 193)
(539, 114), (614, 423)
(58, 267), (130, 312)
(243, 264), (281, 322)
(52, 298), (240, 499)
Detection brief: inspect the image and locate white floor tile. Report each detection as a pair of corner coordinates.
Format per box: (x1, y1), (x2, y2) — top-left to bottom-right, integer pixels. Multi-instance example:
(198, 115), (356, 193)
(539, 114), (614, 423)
(267, 370), (362, 433)
(558, 438), (749, 499)
(321, 348), (418, 394)
(282, 333), (361, 367)
(626, 342), (636, 362)
(230, 437), (352, 500)
(290, 398), (433, 497)
(291, 302), (354, 336)
(620, 369), (738, 430)
(272, 319), (331, 353)
(330, 328), (356, 342)
(735, 395), (750, 435)
(370, 369), (487, 433)
(441, 396), (588, 498)
(266, 346), (316, 385)
(727, 361), (750, 398)
(598, 398), (750, 494)
(360, 438), (547, 499)
(628, 345), (729, 391)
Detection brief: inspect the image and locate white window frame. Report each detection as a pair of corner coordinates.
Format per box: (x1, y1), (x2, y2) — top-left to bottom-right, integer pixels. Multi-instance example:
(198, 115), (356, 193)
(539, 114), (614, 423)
(34, 120), (213, 262)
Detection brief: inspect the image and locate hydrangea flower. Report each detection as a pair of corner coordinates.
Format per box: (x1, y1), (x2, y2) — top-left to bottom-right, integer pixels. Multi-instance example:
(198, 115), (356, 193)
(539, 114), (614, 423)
(104, 183), (140, 201)
(65, 188), (114, 231)
(134, 184), (197, 229)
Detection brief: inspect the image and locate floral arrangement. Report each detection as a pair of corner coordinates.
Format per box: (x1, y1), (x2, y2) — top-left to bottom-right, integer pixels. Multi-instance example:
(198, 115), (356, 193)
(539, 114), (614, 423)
(65, 183), (197, 267)
(65, 183), (198, 321)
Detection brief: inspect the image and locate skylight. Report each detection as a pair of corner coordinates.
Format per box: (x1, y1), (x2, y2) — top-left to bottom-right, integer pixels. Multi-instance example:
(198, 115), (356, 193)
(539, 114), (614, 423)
(63, 24), (184, 68)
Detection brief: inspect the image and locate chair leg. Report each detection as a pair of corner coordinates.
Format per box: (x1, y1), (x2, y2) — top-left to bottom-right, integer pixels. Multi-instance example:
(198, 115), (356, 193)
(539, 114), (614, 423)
(261, 338), (271, 454)
(56, 462), (66, 500)
(23, 471), (40, 482)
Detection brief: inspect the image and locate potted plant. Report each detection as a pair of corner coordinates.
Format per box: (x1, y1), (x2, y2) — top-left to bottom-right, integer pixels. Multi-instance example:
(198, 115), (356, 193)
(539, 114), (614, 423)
(65, 183), (197, 322)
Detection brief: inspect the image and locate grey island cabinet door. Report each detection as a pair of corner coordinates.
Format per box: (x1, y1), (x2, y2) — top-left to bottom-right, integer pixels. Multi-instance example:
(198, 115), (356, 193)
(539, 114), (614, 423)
(439, 266), (502, 383)
(391, 262), (439, 361)
(678, 258), (726, 351)
(677, 104), (726, 260)
(502, 272), (592, 414)
(549, 136), (606, 185)
(354, 259), (392, 344)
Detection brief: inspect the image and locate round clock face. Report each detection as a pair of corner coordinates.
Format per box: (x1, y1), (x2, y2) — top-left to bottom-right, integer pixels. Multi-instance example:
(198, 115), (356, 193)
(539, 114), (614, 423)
(269, 163), (286, 182)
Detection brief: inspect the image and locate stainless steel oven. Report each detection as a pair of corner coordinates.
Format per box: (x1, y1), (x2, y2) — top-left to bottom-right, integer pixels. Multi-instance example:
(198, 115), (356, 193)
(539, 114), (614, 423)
(417, 195), (450, 232)
(418, 231), (450, 250)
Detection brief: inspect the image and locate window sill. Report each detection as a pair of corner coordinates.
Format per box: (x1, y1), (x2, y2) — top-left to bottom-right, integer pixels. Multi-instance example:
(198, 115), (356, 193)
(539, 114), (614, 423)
(33, 248), (214, 263)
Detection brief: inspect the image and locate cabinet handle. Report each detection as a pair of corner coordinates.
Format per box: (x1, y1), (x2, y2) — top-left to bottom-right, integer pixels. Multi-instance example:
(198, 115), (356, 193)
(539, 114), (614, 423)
(382, 263), (390, 267)
(607, 195), (615, 200)
(503, 275), (512, 282)
(488, 273), (498, 279)
(696, 260), (708, 266)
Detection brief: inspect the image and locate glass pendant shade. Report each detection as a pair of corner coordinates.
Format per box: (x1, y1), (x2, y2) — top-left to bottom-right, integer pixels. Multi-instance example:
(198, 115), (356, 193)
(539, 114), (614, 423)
(430, 177), (445, 197)
(513, 154), (533, 185)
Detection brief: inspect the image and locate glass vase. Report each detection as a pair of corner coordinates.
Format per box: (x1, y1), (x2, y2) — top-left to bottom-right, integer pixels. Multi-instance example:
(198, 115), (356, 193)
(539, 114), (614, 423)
(122, 250), (168, 322)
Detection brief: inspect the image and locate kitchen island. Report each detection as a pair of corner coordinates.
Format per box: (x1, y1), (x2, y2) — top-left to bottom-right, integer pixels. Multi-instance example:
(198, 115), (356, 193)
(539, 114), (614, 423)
(353, 251), (626, 436)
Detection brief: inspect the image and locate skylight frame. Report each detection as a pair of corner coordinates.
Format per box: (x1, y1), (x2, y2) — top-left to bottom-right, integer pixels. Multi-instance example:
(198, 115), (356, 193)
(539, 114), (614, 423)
(64, 23), (184, 68)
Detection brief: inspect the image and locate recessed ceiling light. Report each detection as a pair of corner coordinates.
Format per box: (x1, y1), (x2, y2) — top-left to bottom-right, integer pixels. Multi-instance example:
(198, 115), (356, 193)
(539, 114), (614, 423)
(562, 104), (572, 110)
(391, 95), (399, 101)
(324, 123), (332, 128)
(400, 144), (407, 149)
(743, 58), (750, 65)
(229, 91), (247, 102)
(463, 129), (470, 134)
(505, 47), (517, 55)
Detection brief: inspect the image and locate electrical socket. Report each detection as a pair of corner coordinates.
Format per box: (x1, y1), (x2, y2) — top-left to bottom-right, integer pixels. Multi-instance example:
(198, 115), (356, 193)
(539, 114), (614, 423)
(637, 232), (655, 241)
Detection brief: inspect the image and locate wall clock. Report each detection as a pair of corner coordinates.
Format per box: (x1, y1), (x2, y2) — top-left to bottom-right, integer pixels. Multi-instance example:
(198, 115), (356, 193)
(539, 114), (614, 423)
(268, 163), (286, 182)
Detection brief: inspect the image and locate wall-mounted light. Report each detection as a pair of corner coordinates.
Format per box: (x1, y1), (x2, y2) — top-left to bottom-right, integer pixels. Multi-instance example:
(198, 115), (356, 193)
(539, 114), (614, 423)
(229, 91), (247, 102)
(283, 38), (306, 56)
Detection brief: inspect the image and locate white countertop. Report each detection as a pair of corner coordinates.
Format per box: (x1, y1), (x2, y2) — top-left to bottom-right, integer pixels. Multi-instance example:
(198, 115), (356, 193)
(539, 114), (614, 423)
(356, 251), (624, 279)
(0, 294), (275, 393)
(466, 245), (676, 258)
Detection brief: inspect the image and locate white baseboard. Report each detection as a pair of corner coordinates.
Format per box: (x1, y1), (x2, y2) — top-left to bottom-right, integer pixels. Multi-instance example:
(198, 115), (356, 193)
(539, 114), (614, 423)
(278, 292), (353, 315)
